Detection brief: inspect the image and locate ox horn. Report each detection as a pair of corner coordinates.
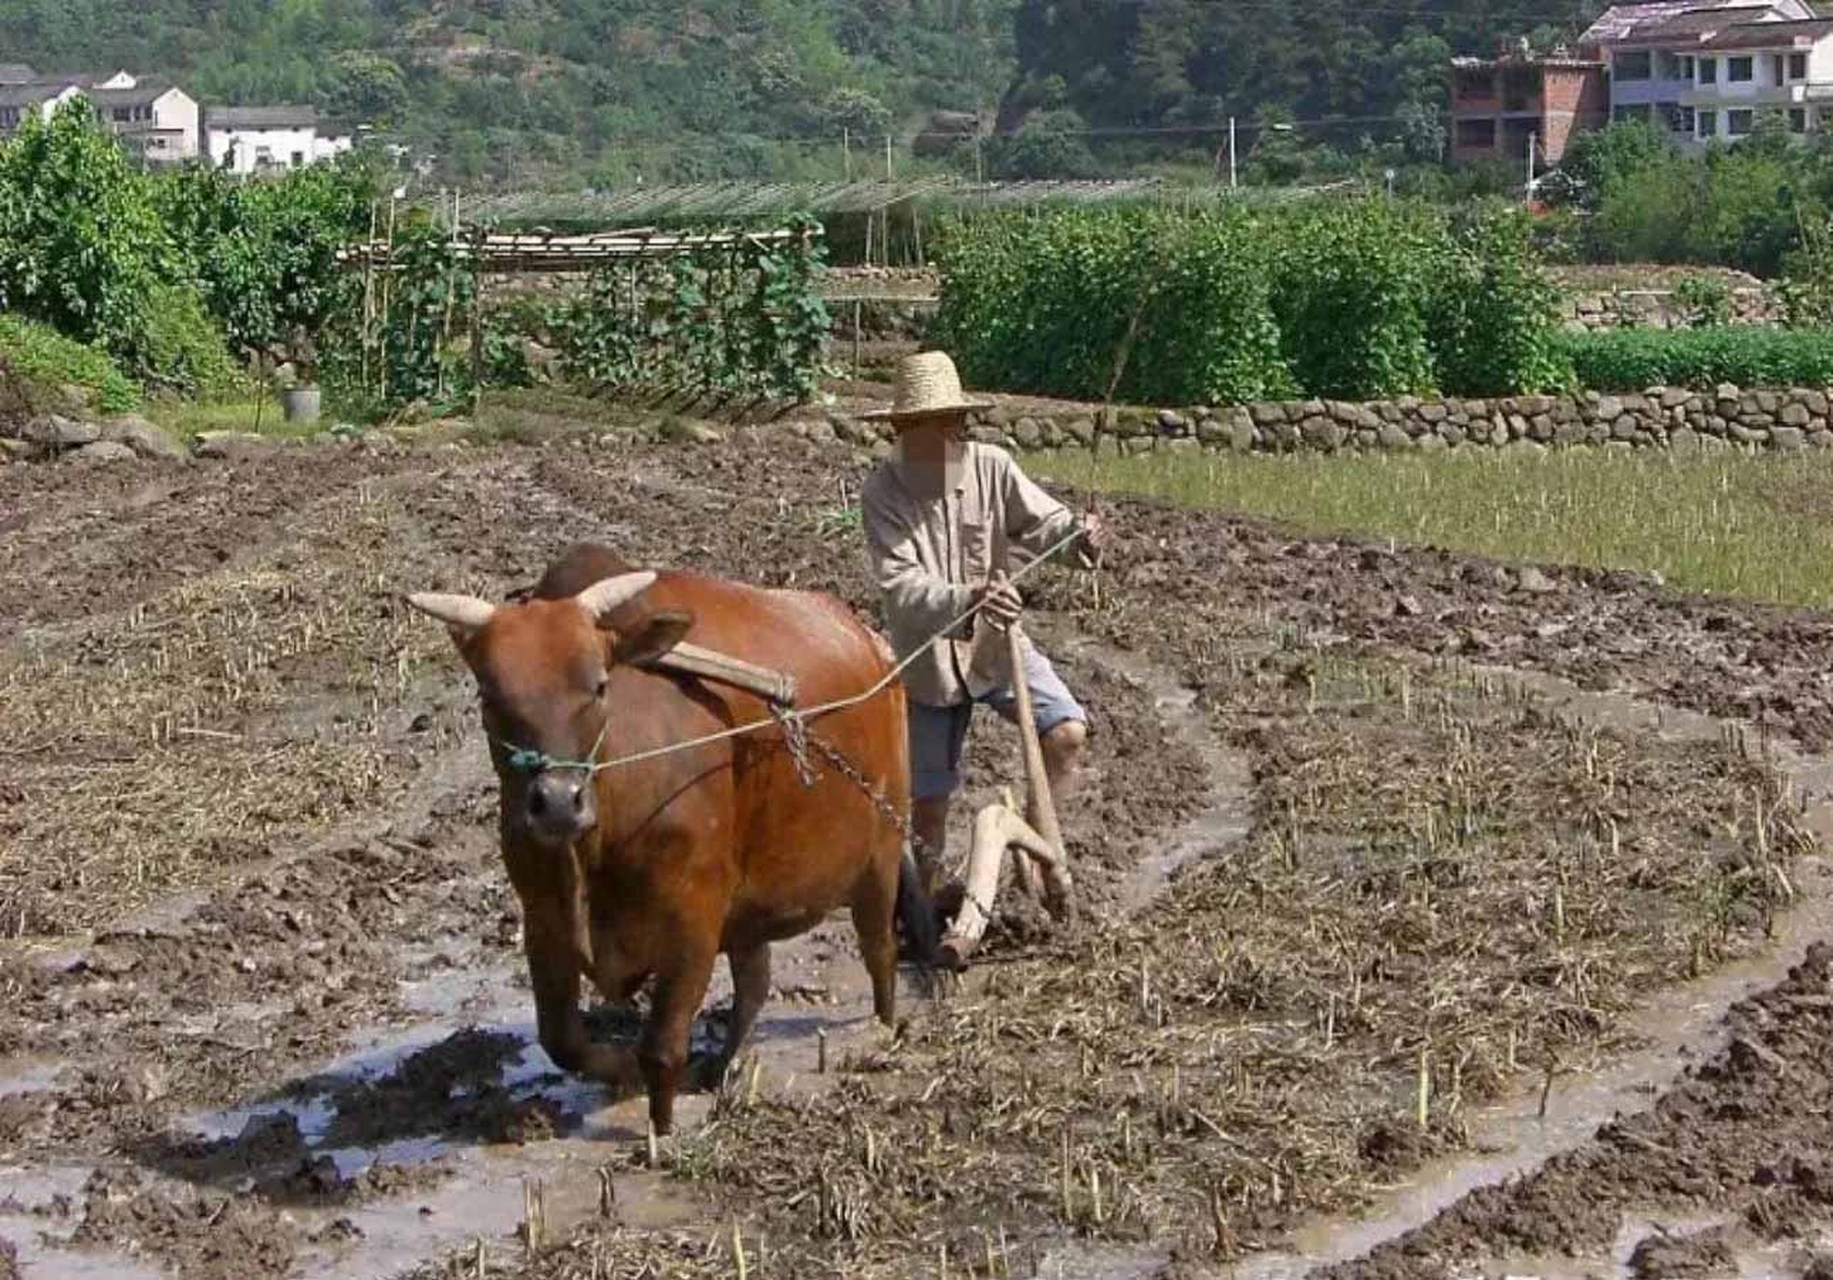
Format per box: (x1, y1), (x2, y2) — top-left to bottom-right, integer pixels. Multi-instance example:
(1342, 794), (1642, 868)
(575, 571), (657, 621)
(406, 592), (497, 634)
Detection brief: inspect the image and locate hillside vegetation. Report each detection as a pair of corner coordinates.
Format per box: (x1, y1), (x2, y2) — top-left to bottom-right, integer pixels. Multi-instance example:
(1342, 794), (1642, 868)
(0, 0), (1591, 184)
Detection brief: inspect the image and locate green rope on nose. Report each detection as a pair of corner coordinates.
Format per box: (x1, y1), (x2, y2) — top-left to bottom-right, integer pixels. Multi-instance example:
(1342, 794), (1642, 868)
(497, 716), (613, 776)
(505, 747), (549, 775)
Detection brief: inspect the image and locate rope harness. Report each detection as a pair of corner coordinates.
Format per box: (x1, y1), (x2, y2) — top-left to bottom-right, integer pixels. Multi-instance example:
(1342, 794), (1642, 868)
(493, 522), (1088, 779)
(491, 523), (1092, 886)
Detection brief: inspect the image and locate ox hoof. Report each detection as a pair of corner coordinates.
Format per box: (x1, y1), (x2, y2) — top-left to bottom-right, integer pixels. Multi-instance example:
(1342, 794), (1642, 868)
(688, 1052), (737, 1094)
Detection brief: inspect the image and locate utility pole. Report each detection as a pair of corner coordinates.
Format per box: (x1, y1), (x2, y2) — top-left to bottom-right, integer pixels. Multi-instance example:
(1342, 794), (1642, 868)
(1526, 130), (1537, 203)
(1228, 116), (1238, 188)
(843, 127), (852, 182)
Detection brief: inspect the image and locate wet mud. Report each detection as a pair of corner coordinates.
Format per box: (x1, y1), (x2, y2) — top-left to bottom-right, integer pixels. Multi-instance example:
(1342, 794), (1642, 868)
(2, 429), (1833, 1277)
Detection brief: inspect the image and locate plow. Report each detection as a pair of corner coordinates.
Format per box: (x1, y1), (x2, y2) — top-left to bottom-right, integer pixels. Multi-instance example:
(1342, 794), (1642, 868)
(640, 616), (1079, 970)
(935, 621), (1077, 969)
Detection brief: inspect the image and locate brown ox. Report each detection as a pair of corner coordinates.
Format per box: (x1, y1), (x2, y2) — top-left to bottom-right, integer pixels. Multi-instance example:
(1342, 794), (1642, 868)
(409, 543), (932, 1133)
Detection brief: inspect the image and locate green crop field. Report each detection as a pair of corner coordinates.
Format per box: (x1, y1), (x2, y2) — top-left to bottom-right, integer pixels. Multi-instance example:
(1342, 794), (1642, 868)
(1039, 447), (1833, 609)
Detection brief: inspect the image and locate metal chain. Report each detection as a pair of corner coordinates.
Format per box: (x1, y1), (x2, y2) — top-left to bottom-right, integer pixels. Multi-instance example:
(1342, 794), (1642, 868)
(770, 704), (820, 789)
(771, 706), (923, 854)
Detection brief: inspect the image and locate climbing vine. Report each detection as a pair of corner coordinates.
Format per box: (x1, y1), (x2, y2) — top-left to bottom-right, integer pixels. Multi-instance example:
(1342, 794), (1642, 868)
(324, 216), (828, 416)
(554, 219), (829, 403)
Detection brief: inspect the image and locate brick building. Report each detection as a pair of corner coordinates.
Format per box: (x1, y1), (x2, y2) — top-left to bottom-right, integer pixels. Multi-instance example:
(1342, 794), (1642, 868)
(1450, 42), (1610, 170)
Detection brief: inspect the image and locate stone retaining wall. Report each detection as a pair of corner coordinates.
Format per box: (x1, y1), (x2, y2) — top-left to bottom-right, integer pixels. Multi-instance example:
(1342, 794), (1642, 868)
(832, 386), (1833, 455)
(1559, 288), (1780, 331)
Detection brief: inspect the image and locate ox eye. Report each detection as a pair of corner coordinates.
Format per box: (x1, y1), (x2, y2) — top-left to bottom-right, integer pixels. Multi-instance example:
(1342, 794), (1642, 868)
(594, 677), (609, 699)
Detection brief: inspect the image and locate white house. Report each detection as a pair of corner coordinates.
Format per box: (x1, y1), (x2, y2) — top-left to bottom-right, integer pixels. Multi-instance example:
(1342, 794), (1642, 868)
(0, 80), (84, 134)
(0, 69), (199, 162)
(203, 104), (352, 174)
(1582, 1), (1833, 144)
(91, 81), (200, 164)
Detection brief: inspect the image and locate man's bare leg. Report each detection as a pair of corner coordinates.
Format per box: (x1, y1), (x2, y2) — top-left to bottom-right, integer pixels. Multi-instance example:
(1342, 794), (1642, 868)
(1041, 719), (1088, 805)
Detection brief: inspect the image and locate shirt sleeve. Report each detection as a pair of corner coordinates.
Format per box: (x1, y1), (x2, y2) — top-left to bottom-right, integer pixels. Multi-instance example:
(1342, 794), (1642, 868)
(863, 478), (977, 640)
(998, 450), (1081, 561)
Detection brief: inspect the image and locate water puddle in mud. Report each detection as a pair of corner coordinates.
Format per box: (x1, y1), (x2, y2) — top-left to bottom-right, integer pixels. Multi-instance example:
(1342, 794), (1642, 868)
(1056, 635), (1255, 912)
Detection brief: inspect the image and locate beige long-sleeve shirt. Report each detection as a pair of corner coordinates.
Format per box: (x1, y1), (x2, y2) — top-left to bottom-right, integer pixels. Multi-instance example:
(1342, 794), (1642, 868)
(862, 442), (1081, 708)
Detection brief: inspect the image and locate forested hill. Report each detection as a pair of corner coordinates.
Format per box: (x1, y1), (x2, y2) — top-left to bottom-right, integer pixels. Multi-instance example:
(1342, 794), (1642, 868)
(0, 0), (1597, 184)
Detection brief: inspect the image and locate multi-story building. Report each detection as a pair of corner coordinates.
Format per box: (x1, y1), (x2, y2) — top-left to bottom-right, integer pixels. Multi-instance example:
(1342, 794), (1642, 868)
(1450, 41), (1609, 169)
(1585, 0), (1832, 146)
(1452, 0), (1833, 169)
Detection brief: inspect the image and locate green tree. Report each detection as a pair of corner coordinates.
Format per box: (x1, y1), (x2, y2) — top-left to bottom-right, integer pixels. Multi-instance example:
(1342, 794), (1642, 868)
(0, 99), (174, 374)
(320, 50), (408, 124)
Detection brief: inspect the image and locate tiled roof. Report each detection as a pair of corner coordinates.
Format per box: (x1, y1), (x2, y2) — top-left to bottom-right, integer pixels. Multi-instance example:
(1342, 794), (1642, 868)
(1699, 16), (1833, 46)
(0, 82), (73, 108)
(1580, 0), (1806, 44)
(0, 64), (37, 85)
(206, 104), (318, 130)
(88, 81), (181, 108)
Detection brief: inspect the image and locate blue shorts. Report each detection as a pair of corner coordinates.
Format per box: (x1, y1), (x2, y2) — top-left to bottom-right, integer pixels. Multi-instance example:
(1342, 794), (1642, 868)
(908, 646), (1087, 801)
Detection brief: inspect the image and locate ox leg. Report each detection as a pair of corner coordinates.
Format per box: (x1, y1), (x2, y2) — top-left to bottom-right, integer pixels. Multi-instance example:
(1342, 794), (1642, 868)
(525, 907), (637, 1089)
(715, 942), (771, 1078)
(851, 853), (901, 1026)
(640, 941), (719, 1136)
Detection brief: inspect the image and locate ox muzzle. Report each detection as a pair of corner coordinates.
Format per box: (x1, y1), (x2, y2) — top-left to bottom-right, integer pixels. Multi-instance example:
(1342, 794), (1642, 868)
(519, 767), (597, 845)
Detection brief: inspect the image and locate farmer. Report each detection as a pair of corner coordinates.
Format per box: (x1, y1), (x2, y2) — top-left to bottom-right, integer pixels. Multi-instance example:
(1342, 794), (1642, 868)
(861, 350), (1109, 888)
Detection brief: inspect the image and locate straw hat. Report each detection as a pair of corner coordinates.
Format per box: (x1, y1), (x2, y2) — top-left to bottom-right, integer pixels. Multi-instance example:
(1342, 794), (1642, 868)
(864, 351), (994, 424)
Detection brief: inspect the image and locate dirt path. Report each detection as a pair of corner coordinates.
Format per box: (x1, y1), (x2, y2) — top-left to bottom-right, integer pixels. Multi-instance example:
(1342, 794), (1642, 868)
(3, 432), (1833, 1279)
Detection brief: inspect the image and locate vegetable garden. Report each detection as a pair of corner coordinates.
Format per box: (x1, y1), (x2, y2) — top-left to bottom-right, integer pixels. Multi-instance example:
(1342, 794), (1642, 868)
(929, 200), (1833, 406)
(0, 100), (832, 426)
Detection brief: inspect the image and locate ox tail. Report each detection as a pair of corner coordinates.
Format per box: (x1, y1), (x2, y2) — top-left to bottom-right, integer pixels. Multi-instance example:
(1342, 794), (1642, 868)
(896, 844), (939, 971)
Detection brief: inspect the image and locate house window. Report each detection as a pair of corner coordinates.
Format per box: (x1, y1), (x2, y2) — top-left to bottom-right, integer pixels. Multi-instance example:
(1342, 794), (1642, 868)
(111, 107), (130, 122)
(1613, 103), (1653, 123)
(290, 150), (305, 167)
(1775, 55), (1788, 83)
(1455, 117), (1496, 147)
(1617, 50), (1653, 80)
(1700, 57), (1718, 84)
(1728, 107), (1754, 135)
(1681, 56), (1695, 80)
(1792, 107), (1809, 132)
(1791, 53), (1809, 80)
(1729, 56), (1754, 82)
(1699, 108), (1718, 137)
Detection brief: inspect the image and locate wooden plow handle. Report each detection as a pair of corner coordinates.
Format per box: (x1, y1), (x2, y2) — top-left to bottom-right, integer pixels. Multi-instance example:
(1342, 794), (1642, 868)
(937, 621), (1077, 970)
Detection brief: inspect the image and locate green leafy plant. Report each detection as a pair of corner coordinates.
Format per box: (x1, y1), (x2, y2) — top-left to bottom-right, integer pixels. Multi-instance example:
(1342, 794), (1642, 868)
(1268, 201), (1440, 399)
(931, 205), (1292, 406)
(323, 217), (474, 414)
(1428, 202), (1574, 396)
(550, 219), (828, 403)
(1559, 327), (1833, 390)
(137, 284), (240, 397)
(1673, 275), (1734, 328)
(933, 200), (1565, 405)
(0, 312), (139, 413)
(0, 99), (175, 379)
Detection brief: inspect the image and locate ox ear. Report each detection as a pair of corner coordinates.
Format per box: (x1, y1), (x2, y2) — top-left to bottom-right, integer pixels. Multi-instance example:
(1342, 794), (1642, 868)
(613, 610), (695, 668)
(407, 592), (496, 642)
(575, 571), (657, 623)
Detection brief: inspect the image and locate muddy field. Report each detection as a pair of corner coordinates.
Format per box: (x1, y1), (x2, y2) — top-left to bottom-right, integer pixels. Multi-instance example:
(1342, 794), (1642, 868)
(1, 427), (1832, 1279)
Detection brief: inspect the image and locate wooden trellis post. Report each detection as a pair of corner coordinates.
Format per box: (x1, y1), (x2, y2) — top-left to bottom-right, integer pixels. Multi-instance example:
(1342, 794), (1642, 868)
(469, 220), (486, 415)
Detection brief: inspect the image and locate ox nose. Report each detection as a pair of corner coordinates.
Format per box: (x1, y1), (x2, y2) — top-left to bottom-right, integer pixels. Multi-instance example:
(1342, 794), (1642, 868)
(525, 771), (595, 840)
